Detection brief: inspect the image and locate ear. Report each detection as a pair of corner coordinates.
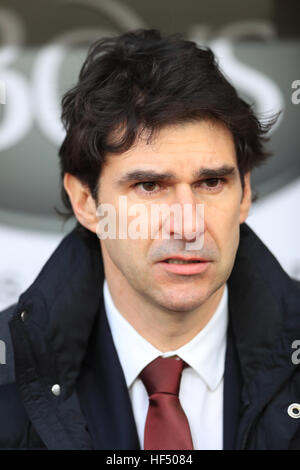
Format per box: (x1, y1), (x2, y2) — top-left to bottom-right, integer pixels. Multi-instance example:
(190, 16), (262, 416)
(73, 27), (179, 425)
(63, 173), (98, 233)
(239, 171), (252, 224)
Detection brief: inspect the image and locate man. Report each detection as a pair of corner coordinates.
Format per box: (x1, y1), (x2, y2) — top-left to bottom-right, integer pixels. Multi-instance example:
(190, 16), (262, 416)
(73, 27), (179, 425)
(0, 29), (300, 450)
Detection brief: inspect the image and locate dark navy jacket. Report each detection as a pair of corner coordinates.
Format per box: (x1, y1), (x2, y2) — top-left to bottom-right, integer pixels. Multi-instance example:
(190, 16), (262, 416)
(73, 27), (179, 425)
(0, 222), (300, 449)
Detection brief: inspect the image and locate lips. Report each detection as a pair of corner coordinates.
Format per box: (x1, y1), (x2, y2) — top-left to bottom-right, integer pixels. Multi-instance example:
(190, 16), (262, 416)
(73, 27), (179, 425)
(160, 255), (209, 263)
(157, 256), (211, 275)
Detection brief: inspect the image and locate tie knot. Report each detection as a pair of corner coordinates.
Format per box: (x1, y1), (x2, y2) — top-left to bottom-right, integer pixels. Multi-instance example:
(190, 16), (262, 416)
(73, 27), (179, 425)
(140, 356), (185, 397)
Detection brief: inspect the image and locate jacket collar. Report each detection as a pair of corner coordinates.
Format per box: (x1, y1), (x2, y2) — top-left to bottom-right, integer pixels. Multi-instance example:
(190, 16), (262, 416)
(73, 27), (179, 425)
(15, 227), (104, 397)
(228, 223), (300, 387)
(76, 297), (140, 449)
(14, 222), (300, 400)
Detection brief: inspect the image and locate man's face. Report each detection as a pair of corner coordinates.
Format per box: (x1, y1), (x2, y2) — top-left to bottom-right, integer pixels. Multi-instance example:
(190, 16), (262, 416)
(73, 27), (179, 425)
(96, 120), (251, 313)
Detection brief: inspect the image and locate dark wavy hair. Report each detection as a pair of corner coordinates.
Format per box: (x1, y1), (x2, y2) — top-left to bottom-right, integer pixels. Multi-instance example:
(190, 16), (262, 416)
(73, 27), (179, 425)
(57, 28), (278, 232)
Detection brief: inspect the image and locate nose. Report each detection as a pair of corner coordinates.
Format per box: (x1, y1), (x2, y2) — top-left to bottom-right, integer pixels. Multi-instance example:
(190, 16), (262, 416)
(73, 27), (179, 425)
(167, 184), (205, 247)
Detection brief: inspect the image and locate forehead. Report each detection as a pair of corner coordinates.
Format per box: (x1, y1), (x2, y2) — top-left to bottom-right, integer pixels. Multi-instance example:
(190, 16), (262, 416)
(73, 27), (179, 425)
(105, 119), (237, 173)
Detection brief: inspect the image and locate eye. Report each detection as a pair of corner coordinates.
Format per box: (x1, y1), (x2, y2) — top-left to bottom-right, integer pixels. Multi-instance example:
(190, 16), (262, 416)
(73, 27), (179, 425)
(134, 181), (161, 195)
(140, 182), (158, 191)
(200, 178), (226, 191)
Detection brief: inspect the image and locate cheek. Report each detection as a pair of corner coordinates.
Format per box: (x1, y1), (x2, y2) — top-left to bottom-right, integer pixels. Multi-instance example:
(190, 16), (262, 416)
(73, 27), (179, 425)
(220, 217), (240, 264)
(205, 200), (241, 256)
(101, 236), (149, 272)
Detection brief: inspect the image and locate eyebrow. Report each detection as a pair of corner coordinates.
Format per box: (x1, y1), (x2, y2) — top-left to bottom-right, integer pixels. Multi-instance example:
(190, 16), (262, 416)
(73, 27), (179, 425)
(115, 165), (237, 185)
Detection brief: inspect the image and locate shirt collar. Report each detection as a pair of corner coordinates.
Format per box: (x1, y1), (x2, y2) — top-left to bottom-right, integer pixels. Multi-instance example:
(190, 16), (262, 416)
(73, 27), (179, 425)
(104, 280), (228, 391)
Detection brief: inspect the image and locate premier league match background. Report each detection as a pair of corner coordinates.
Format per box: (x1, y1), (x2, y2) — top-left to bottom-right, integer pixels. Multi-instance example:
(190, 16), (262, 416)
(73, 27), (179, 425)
(0, 0), (299, 310)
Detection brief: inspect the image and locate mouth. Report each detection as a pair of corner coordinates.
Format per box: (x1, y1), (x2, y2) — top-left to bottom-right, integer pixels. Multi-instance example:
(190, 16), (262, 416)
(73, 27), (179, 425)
(158, 256), (210, 275)
(161, 256), (208, 264)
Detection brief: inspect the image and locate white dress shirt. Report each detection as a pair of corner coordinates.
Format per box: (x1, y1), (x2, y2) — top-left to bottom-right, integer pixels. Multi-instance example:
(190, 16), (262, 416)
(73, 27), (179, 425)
(103, 280), (228, 450)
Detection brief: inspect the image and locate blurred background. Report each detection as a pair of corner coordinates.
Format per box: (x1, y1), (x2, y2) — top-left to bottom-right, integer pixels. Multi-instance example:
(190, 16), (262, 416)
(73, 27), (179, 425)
(0, 0), (299, 310)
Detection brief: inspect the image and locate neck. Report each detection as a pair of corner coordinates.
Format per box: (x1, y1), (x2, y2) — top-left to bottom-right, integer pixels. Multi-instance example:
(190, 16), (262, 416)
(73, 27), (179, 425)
(104, 273), (225, 353)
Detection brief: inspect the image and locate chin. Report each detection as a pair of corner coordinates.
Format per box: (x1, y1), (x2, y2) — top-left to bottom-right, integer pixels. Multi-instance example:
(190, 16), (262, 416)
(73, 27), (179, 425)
(158, 291), (208, 313)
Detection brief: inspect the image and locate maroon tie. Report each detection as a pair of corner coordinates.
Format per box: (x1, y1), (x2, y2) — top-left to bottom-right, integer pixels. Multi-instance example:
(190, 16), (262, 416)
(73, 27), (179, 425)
(139, 356), (194, 450)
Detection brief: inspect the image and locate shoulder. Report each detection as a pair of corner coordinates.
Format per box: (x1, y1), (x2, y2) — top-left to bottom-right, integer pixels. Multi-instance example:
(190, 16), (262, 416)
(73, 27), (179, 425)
(0, 302), (17, 321)
(0, 303), (17, 381)
(293, 278), (300, 289)
(0, 304), (25, 448)
(0, 303), (17, 384)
